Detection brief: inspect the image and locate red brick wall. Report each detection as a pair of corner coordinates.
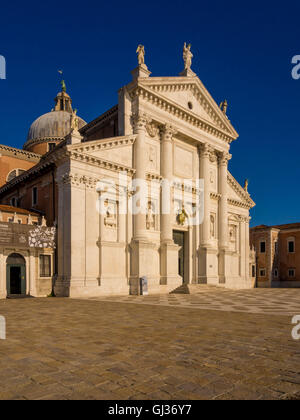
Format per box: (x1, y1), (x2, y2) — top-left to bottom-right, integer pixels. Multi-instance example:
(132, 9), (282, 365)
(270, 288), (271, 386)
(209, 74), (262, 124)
(0, 156), (36, 187)
(278, 230), (300, 282)
(0, 170), (58, 226)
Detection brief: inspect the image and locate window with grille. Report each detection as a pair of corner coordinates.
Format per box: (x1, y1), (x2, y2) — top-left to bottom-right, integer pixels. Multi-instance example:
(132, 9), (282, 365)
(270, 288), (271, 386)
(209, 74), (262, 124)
(40, 255), (51, 277)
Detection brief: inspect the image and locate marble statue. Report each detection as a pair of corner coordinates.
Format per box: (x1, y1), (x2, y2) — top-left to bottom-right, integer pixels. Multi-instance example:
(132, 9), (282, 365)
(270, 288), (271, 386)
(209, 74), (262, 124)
(70, 109), (79, 132)
(183, 43), (193, 70)
(136, 45), (145, 66)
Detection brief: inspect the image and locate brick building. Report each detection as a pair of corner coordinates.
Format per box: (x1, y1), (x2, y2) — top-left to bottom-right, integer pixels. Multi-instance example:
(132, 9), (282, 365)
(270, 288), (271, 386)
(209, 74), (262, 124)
(250, 223), (300, 287)
(0, 205), (55, 298)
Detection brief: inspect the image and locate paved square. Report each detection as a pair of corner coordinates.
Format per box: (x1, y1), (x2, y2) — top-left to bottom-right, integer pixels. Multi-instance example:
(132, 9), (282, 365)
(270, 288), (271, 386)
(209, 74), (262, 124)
(0, 290), (300, 400)
(89, 287), (300, 316)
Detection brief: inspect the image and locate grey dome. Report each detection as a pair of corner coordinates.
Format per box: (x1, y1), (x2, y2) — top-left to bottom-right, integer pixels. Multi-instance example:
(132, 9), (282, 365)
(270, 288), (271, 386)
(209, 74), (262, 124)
(26, 110), (86, 143)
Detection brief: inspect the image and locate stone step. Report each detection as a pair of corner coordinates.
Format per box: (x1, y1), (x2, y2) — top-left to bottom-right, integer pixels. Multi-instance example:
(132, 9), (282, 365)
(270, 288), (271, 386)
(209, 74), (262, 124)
(170, 283), (218, 294)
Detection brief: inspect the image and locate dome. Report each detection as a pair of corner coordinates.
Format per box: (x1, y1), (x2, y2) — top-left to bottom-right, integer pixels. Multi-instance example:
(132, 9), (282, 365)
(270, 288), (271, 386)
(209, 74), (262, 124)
(26, 111), (86, 143)
(23, 83), (86, 154)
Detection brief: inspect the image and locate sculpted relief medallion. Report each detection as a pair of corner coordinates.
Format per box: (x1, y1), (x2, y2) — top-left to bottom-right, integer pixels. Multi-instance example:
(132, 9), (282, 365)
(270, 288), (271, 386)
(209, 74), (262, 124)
(146, 121), (159, 138)
(147, 144), (157, 171)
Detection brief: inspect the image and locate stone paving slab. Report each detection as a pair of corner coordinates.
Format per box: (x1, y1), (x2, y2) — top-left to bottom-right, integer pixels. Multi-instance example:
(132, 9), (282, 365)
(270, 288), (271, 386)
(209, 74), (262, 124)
(0, 296), (299, 400)
(88, 287), (300, 316)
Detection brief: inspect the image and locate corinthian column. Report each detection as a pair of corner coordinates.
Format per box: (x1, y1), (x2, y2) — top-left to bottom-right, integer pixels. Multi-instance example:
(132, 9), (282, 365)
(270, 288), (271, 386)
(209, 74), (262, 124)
(218, 151), (231, 249)
(199, 143), (210, 246)
(160, 124), (176, 243)
(159, 123), (181, 289)
(132, 113), (148, 240)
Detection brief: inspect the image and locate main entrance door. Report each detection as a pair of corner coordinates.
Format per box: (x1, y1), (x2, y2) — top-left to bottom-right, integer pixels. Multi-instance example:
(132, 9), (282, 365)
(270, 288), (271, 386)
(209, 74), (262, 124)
(173, 231), (185, 282)
(6, 253), (26, 296)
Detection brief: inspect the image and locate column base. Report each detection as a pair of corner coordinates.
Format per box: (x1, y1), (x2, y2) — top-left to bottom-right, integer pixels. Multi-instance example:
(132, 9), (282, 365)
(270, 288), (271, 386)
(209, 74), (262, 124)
(129, 239), (160, 295)
(218, 247), (231, 285)
(160, 241), (182, 288)
(198, 246), (219, 285)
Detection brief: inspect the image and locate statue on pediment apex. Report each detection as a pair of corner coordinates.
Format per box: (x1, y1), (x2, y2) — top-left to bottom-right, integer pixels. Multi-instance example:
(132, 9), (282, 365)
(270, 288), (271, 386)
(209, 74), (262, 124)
(136, 45), (145, 66)
(183, 43), (193, 70)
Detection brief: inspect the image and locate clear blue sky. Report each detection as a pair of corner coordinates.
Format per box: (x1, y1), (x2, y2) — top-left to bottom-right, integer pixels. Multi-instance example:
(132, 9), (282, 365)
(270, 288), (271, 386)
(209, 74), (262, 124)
(0, 0), (299, 227)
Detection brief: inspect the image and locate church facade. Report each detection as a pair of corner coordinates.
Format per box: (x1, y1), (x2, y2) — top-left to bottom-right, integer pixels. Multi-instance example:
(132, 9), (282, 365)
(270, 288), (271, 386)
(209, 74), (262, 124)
(0, 45), (256, 298)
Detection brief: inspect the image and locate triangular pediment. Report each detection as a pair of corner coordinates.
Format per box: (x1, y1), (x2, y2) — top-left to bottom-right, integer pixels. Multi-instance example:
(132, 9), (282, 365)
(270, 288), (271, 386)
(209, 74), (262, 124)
(138, 77), (238, 140)
(227, 172), (255, 209)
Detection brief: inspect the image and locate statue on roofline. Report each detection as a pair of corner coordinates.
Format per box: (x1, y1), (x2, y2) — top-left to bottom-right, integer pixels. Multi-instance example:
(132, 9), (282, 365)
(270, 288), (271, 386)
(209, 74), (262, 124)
(183, 42), (193, 70)
(70, 109), (79, 132)
(136, 44), (145, 66)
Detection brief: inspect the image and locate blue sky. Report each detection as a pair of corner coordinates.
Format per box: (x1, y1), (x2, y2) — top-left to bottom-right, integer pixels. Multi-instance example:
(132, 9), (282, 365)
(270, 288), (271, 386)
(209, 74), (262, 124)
(0, 0), (299, 227)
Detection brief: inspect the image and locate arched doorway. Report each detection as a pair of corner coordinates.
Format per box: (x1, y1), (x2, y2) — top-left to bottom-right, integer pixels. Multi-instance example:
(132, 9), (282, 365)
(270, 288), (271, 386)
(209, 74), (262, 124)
(6, 253), (26, 296)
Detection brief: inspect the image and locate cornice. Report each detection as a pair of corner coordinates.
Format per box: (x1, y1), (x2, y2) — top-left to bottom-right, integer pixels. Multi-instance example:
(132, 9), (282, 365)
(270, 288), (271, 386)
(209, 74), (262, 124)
(23, 137), (63, 150)
(0, 160), (54, 195)
(228, 198), (253, 210)
(146, 172), (162, 181)
(68, 149), (135, 176)
(227, 172), (255, 208)
(210, 192), (221, 200)
(0, 144), (41, 161)
(67, 135), (136, 154)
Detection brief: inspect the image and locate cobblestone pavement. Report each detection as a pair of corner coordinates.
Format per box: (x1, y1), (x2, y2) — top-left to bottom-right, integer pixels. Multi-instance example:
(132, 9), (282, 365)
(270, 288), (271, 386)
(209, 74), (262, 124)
(0, 294), (300, 400)
(88, 287), (300, 316)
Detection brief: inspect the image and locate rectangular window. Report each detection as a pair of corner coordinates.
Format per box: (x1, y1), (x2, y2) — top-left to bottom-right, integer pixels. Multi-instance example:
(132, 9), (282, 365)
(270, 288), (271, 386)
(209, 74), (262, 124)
(260, 241), (266, 253)
(288, 269), (296, 278)
(48, 143), (56, 152)
(32, 187), (38, 206)
(10, 197), (17, 207)
(259, 269), (266, 277)
(40, 255), (51, 277)
(274, 269), (278, 278)
(274, 242), (278, 254)
(288, 241), (295, 253)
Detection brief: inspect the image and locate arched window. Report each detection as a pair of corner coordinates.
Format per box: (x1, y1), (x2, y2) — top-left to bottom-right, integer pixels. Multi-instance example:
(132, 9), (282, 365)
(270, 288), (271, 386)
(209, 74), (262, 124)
(6, 169), (26, 183)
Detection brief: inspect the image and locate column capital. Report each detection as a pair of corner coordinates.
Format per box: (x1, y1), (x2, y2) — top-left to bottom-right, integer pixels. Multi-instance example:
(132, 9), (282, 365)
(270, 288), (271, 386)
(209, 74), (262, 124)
(198, 143), (210, 158)
(131, 112), (148, 133)
(218, 151), (232, 166)
(160, 123), (177, 141)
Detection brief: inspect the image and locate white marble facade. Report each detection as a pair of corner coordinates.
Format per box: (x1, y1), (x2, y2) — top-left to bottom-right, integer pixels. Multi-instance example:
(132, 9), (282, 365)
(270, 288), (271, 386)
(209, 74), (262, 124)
(54, 47), (255, 297)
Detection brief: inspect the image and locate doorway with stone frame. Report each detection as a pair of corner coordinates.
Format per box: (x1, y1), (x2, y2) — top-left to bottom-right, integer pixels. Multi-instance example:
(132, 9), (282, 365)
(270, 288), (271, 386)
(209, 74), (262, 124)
(6, 253), (26, 297)
(173, 230), (189, 284)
